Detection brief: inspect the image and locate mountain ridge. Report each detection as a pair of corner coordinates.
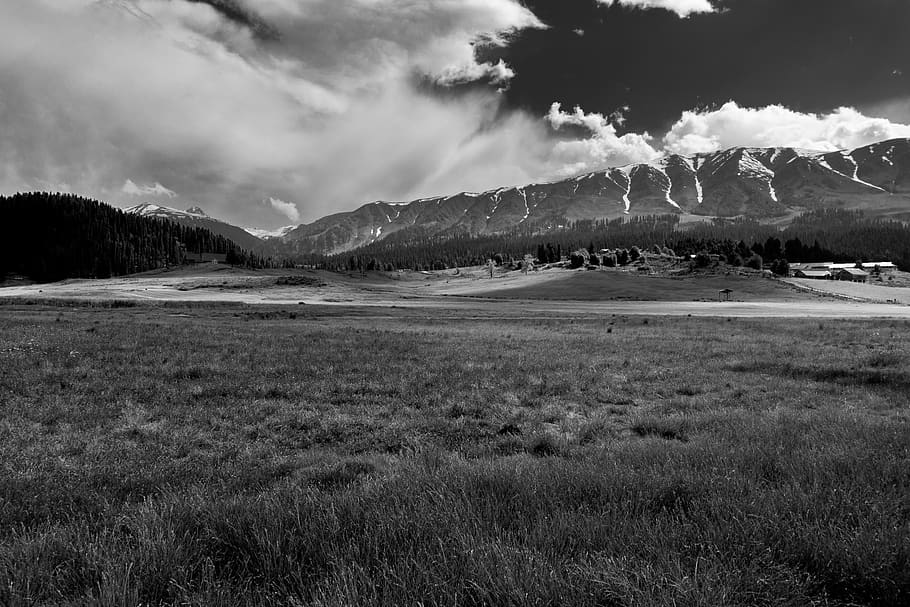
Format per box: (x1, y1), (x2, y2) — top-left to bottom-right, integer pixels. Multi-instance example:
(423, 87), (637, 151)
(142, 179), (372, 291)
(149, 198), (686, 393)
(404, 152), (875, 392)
(123, 202), (266, 252)
(280, 138), (910, 255)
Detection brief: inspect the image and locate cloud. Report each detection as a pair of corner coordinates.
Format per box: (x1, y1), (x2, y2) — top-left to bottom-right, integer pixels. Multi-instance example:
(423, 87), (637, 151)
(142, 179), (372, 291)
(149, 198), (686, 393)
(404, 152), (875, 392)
(434, 59), (515, 87)
(122, 179), (177, 197)
(0, 0), (546, 226)
(268, 197), (300, 223)
(598, 0), (717, 18)
(663, 101), (910, 154)
(545, 103), (659, 176)
(6, 1), (909, 231)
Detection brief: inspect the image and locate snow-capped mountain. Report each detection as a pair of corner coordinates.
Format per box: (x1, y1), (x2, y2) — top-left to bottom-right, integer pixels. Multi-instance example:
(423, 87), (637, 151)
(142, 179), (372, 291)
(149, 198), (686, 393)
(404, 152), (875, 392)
(123, 203), (266, 252)
(123, 203), (209, 220)
(282, 138), (910, 255)
(243, 225), (297, 240)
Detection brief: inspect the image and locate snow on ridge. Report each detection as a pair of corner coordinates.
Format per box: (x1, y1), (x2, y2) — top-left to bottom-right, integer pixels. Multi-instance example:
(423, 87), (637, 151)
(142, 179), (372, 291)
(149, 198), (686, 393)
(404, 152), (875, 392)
(124, 203), (206, 219)
(818, 153), (887, 192)
(244, 225), (295, 239)
(518, 187), (530, 223)
(663, 173), (681, 210)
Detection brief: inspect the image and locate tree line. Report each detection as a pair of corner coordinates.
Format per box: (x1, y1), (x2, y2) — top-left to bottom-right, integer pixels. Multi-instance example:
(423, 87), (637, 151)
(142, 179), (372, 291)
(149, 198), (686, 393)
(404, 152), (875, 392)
(0, 192), (270, 282)
(317, 209), (910, 272)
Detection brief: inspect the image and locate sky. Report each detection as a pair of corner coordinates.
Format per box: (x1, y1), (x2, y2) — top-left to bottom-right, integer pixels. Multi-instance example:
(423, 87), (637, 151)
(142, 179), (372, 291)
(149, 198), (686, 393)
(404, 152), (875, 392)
(2, 0), (910, 228)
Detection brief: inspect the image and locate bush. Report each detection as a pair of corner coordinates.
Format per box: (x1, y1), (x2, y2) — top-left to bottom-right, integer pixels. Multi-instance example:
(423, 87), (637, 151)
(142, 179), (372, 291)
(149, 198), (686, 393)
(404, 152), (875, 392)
(569, 249), (590, 269)
(616, 249), (630, 266)
(693, 251), (712, 268)
(745, 254), (763, 270)
(770, 258), (790, 276)
(629, 246), (641, 262)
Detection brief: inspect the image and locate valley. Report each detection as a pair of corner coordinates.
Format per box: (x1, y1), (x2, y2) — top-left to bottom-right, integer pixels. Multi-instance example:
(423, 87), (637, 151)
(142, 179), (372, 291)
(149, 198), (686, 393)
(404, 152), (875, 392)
(3, 263), (910, 318)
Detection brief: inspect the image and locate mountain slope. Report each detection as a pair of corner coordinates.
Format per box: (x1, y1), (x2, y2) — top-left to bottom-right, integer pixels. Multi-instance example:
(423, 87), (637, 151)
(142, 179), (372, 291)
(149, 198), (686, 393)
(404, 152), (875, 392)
(124, 203), (266, 252)
(283, 138), (910, 255)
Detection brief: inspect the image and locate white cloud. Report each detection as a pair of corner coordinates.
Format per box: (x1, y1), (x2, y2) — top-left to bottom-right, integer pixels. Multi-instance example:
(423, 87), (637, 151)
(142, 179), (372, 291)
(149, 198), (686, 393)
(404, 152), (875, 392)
(545, 103), (659, 176)
(434, 59), (515, 86)
(663, 101), (910, 155)
(6, 1), (909, 230)
(0, 0), (546, 226)
(122, 179), (177, 197)
(599, 0), (716, 18)
(268, 197), (300, 223)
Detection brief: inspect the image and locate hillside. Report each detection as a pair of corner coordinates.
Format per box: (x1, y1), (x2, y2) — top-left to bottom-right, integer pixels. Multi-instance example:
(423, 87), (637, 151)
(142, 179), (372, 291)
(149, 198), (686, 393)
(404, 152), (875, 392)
(0, 193), (254, 282)
(124, 203), (267, 252)
(281, 138), (910, 255)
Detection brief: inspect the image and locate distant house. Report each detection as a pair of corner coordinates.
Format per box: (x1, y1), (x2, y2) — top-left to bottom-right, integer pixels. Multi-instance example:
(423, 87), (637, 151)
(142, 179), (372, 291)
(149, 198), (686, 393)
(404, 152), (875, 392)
(790, 261), (897, 277)
(836, 268), (869, 282)
(794, 269), (832, 280)
(861, 262), (897, 274)
(186, 252), (228, 264)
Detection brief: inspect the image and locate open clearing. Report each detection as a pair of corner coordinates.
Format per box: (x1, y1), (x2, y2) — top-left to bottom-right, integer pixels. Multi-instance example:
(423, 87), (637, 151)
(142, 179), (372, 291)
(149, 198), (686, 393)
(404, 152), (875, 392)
(1, 302), (908, 606)
(471, 269), (805, 301)
(3, 265), (910, 318)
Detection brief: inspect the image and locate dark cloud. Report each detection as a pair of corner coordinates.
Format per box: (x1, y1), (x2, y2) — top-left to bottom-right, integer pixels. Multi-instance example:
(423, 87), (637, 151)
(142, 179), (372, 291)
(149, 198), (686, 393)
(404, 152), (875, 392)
(185, 0), (280, 40)
(482, 0), (910, 134)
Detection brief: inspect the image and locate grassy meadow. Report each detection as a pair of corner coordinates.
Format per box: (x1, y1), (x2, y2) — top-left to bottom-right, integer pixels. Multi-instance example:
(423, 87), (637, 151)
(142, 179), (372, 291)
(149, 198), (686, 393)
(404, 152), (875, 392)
(0, 302), (908, 606)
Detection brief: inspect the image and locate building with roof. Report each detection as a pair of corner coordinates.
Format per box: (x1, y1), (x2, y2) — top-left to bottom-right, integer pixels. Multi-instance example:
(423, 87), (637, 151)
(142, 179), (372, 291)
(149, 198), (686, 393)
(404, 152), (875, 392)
(789, 261), (896, 277)
(793, 269), (832, 280)
(836, 268), (869, 282)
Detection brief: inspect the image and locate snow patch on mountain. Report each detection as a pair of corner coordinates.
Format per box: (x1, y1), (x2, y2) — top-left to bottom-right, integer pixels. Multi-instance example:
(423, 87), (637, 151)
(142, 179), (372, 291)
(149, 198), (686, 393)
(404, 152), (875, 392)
(244, 225), (296, 239)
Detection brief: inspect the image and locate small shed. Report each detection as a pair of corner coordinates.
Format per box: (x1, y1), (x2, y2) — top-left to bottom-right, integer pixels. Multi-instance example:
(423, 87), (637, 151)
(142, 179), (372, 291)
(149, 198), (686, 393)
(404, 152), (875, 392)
(836, 268), (869, 282)
(794, 269), (832, 280)
(718, 288), (733, 301)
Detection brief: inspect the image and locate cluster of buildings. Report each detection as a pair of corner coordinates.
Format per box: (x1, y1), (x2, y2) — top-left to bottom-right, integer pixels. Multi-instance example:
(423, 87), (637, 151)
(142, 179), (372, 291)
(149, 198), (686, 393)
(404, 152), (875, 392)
(789, 261), (897, 283)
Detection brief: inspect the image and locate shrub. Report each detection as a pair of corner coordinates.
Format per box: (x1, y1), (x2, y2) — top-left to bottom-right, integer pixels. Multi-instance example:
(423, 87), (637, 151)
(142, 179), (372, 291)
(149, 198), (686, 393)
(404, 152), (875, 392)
(693, 251), (712, 268)
(771, 258), (790, 276)
(568, 249), (590, 269)
(745, 254), (763, 270)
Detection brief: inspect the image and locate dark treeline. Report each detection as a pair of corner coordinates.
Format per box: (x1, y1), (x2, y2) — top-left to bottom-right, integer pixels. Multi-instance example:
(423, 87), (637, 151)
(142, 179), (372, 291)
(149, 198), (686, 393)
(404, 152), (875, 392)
(0, 192), (271, 282)
(321, 210), (910, 272)
(320, 216), (684, 272)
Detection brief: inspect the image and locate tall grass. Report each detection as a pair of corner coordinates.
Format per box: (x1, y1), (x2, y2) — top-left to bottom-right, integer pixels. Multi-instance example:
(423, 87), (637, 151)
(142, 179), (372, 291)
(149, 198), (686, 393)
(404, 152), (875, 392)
(0, 305), (907, 605)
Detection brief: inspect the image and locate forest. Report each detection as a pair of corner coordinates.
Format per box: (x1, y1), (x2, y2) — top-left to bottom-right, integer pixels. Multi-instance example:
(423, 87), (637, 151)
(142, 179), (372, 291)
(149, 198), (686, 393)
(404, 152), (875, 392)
(0, 193), (267, 282)
(319, 209), (910, 272)
(3, 192), (909, 281)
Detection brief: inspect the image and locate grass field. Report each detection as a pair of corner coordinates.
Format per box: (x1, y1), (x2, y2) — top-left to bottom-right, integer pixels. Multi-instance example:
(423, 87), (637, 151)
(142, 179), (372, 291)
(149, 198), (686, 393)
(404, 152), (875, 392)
(475, 270), (807, 301)
(1, 303), (908, 606)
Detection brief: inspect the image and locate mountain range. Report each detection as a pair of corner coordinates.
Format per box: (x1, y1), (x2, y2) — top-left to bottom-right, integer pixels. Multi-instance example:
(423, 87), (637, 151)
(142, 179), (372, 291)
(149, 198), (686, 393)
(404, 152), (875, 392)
(127, 138), (910, 256)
